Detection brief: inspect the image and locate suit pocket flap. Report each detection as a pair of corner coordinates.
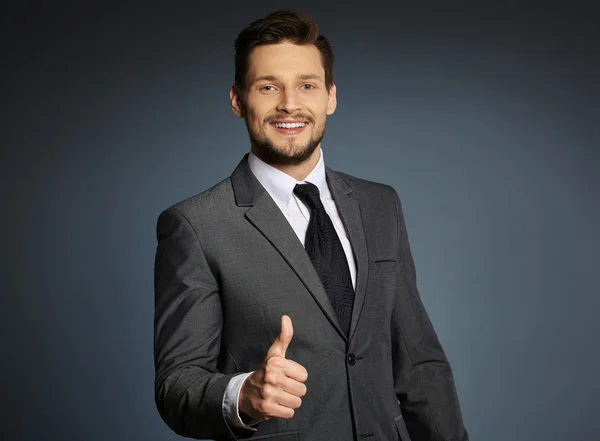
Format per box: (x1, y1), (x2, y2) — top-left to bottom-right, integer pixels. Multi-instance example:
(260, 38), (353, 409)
(394, 413), (412, 441)
(249, 431), (299, 441)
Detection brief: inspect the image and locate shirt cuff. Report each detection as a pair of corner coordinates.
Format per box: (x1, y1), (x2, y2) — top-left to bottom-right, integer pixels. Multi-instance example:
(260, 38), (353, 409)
(222, 371), (260, 431)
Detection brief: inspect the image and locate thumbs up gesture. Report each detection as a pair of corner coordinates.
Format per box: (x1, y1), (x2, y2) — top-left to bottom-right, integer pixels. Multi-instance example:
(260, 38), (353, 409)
(239, 315), (308, 421)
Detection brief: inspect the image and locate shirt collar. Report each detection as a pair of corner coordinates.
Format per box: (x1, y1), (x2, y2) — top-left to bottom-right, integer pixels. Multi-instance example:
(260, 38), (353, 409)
(248, 149), (330, 208)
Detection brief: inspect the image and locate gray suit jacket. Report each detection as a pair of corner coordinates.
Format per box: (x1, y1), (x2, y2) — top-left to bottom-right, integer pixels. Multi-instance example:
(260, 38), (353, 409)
(154, 154), (468, 441)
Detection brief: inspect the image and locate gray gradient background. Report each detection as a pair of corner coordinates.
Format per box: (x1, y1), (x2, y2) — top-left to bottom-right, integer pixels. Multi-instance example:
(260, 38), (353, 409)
(2, 2), (599, 441)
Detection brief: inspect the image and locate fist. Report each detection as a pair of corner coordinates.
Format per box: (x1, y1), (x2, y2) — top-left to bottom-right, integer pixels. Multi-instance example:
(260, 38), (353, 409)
(239, 315), (308, 421)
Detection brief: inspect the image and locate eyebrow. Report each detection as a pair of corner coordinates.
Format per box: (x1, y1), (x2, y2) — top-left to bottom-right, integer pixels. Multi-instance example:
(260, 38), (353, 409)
(250, 73), (323, 85)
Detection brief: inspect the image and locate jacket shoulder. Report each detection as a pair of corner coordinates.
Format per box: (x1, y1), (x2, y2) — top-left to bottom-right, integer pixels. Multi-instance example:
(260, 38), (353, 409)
(167, 177), (232, 213)
(157, 177), (236, 228)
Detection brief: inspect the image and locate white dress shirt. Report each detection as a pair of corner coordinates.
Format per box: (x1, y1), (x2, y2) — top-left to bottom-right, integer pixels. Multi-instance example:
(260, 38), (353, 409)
(222, 149), (357, 430)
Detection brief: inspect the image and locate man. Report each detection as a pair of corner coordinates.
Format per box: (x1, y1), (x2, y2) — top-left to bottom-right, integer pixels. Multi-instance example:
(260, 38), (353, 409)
(154, 10), (469, 441)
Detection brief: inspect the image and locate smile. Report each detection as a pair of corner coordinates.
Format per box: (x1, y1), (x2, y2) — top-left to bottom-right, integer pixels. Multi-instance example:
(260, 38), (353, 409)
(272, 122), (306, 128)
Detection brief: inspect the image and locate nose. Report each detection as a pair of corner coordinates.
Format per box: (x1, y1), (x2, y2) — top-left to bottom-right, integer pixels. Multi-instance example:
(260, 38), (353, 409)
(276, 89), (302, 114)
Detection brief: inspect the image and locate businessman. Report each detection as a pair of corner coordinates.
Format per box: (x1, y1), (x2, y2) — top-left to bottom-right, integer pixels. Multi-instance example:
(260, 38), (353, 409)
(154, 10), (469, 441)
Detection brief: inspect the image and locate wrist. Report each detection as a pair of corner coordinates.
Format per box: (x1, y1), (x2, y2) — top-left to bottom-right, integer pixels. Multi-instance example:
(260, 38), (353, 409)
(238, 376), (251, 418)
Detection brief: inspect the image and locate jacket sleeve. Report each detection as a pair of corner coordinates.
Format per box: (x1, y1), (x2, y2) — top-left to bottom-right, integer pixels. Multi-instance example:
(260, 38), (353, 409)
(389, 188), (469, 441)
(153, 207), (247, 440)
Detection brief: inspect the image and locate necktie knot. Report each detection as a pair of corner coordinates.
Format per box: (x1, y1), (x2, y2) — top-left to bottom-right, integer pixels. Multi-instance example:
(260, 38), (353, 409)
(293, 182), (321, 210)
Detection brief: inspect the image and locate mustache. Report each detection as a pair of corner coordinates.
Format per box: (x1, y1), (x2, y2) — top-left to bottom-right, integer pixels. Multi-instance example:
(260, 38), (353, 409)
(265, 114), (315, 124)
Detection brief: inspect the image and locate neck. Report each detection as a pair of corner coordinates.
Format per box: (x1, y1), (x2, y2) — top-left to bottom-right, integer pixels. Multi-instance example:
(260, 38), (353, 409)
(252, 146), (321, 181)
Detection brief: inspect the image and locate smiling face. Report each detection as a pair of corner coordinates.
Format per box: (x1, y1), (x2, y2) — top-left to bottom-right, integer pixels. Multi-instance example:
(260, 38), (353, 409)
(230, 42), (337, 167)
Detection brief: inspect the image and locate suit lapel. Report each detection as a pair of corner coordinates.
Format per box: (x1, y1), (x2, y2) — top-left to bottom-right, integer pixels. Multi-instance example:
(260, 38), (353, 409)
(326, 169), (369, 342)
(231, 155), (347, 341)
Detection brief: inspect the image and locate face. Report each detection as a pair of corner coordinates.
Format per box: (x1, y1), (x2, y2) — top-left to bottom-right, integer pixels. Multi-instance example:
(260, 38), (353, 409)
(230, 42), (337, 166)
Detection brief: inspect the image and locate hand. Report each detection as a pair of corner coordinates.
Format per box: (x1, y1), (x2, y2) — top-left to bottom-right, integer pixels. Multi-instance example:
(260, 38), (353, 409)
(239, 315), (308, 421)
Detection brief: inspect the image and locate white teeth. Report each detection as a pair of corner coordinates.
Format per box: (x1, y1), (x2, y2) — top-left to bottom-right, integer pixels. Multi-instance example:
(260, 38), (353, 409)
(274, 122), (305, 129)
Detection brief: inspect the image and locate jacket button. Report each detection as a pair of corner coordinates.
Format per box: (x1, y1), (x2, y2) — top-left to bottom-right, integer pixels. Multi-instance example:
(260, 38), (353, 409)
(347, 353), (356, 365)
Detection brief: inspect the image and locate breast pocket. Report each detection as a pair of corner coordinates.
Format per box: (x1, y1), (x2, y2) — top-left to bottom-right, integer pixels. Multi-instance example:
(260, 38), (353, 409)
(371, 259), (397, 273)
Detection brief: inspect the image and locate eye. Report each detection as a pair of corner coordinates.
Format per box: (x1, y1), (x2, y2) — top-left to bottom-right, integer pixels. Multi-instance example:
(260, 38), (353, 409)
(302, 84), (315, 90)
(261, 85), (277, 92)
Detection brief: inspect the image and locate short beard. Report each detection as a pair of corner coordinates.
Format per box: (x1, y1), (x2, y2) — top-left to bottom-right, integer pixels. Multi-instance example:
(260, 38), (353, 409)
(248, 121), (326, 166)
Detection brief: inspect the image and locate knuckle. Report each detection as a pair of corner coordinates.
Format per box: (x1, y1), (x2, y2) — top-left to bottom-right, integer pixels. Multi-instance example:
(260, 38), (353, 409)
(258, 400), (268, 413)
(256, 399), (266, 414)
(258, 400), (275, 418)
(268, 356), (283, 368)
(262, 384), (279, 401)
(260, 384), (272, 399)
(264, 371), (278, 385)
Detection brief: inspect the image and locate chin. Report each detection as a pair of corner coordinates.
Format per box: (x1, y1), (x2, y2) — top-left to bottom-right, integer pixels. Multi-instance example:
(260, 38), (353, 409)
(255, 143), (318, 166)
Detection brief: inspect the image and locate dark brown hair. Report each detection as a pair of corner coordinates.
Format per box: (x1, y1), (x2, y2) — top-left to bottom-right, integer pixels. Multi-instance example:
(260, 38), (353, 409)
(234, 10), (334, 92)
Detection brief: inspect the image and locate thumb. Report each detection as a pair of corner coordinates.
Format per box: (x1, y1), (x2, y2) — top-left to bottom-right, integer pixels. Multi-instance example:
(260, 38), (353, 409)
(267, 315), (293, 358)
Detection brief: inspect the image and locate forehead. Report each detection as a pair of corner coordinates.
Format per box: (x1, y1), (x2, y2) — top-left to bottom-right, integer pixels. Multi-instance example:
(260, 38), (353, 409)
(246, 42), (325, 81)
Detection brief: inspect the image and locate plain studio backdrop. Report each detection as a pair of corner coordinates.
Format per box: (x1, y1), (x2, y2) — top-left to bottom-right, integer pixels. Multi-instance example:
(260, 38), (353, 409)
(1, 1), (598, 440)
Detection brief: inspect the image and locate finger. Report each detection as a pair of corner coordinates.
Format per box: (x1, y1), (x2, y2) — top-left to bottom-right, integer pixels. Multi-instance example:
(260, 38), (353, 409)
(261, 401), (296, 420)
(267, 315), (294, 359)
(281, 358), (309, 383)
(281, 376), (308, 398)
(274, 389), (303, 410)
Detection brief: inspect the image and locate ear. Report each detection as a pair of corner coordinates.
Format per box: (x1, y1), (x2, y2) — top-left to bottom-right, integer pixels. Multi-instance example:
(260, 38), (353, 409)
(229, 84), (244, 118)
(326, 83), (337, 115)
